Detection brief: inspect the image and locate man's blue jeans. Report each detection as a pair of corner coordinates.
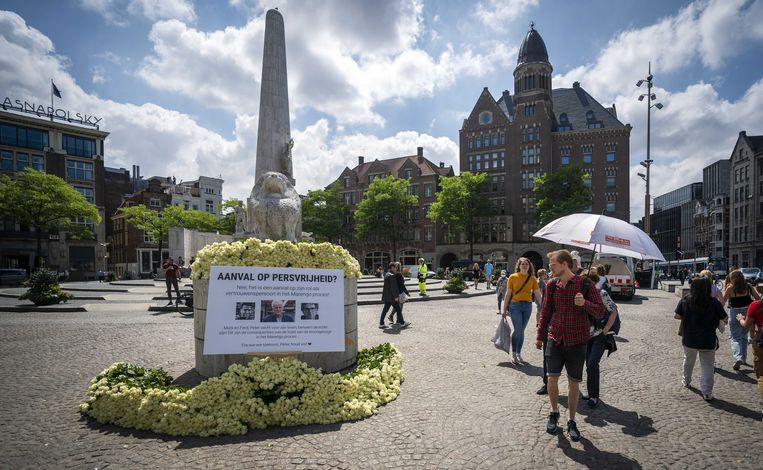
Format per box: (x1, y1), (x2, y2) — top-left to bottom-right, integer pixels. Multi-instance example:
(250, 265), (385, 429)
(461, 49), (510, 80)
(509, 301), (533, 354)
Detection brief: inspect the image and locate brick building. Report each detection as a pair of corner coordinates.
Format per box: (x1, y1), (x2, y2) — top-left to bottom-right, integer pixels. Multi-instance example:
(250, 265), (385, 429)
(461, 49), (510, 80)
(0, 109), (109, 279)
(328, 147), (453, 272)
(110, 177), (172, 278)
(728, 131), (763, 267)
(451, 24), (631, 269)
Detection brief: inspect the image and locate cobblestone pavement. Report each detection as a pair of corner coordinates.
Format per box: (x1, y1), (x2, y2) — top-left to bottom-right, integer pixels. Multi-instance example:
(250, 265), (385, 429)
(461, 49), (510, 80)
(1, 288), (761, 469)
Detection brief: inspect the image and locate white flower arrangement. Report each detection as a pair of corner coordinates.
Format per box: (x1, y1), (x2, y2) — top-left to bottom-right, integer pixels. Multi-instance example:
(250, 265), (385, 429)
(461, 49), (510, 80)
(80, 344), (403, 436)
(191, 238), (362, 280)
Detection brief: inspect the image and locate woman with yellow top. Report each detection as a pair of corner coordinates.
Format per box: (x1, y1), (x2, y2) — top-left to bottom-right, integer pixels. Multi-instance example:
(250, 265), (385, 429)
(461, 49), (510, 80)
(502, 257), (543, 364)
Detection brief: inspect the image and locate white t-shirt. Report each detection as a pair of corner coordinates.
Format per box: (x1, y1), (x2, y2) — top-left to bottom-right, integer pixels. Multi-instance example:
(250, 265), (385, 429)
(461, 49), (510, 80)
(595, 276), (608, 290)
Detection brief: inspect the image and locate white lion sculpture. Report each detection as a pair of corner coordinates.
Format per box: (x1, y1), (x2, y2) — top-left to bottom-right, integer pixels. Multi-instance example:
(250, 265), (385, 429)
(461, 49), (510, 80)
(247, 171), (302, 242)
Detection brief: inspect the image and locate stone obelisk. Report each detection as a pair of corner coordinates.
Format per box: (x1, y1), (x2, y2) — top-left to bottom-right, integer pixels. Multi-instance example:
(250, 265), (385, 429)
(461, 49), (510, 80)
(255, 8), (293, 184)
(243, 8), (301, 242)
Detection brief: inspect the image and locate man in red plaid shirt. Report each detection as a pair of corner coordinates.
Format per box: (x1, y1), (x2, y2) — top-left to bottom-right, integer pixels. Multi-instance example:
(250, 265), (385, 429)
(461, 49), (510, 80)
(535, 249), (604, 441)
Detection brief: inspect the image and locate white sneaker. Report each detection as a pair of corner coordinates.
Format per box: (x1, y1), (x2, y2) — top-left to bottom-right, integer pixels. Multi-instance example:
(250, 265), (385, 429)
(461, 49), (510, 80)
(511, 353), (519, 364)
(517, 354), (525, 363)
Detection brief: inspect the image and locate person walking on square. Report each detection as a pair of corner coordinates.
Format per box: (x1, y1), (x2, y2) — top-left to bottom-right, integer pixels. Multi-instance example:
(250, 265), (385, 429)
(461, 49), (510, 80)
(536, 249), (605, 442)
(675, 277), (727, 401)
(503, 257), (542, 364)
(536, 268), (550, 395)
(581, 269), (619, 408)
(496, 270), (508, 315)
(379, 262), (409, 329)
(417, 258), (428, 296)
(737, 299), (763, 410)
(484, 260), (494, 290)
(721, 269), (760, 370)
(472, 262), (482, 290)
(162, 257), (181, 306)
(388, 262), (411, 324)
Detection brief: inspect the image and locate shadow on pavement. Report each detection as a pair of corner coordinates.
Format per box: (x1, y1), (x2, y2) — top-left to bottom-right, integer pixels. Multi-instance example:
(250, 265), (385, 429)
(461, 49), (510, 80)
(714, 367), (756, 384)
(81, 415), (343, 447)
(557, 396), (656, 438)
(496, 361), (543, 377)
(686, 386), (763, 420)
(556, 434), (642, 469)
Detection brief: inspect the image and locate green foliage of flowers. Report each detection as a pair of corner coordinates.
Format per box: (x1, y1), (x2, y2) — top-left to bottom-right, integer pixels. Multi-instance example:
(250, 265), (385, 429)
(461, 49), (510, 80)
(444, 273), (467, 294)
(18, 268), (73, 305)
(80, 344), (403, 436)
(191, 238), (361, 280)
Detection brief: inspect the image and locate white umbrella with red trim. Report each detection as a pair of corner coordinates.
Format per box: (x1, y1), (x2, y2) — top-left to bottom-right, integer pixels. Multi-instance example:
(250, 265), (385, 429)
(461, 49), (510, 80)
(533, 213), (666, 262)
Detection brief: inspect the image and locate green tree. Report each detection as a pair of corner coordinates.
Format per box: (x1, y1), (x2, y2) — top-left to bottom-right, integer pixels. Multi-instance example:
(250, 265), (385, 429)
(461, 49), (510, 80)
(218, 198), (243, 235)
(119, 204), (185, 272)
(533, 164), (593, 226)
(427, 171), (494, 260)
(182, 209), (219, 232)
(354, 176), (417, 261)
(302, 182), (347, 243)
(0, 168), (101, 268)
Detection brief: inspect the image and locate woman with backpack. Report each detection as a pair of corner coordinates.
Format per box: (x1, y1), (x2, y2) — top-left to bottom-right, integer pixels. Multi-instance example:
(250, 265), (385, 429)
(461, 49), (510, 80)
(675, 277), (728, 401)
(721, 269), (761, 370)
(582, 270), (620, 408)
(737, 299), (763, 411)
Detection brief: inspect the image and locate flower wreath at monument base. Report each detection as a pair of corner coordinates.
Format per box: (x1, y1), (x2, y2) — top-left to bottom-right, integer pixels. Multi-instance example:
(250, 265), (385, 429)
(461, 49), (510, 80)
(80, 343), (402, 436)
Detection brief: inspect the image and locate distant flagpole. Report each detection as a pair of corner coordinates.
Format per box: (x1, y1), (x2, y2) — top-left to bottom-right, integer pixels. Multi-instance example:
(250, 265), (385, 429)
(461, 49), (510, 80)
(50, 79), (54, 121)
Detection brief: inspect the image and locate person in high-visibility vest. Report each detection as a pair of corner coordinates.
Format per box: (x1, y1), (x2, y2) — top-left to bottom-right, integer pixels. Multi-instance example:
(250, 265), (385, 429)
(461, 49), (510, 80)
(417, 258), (428, 296)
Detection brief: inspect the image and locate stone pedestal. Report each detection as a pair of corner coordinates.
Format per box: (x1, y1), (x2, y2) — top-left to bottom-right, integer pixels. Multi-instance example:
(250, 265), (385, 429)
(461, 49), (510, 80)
(193, 278), (358, 377)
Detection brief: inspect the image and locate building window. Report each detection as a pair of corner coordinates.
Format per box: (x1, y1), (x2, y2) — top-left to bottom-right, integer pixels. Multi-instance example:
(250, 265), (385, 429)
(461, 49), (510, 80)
(528, 128), (534, 142)
(143, 231), (151, 243)
(0, 150), (12, 170)
(32, 154), (44, 170)
(149, 198), (161, 208)
(404, 168), (412, 179)
(606, 151), (615, 162)
(205, 199), (214, 213)
(63, 134), (97, 158)
(408, 185), (418, 195)
(203, 187), (214, 194)
(583, 178), (592, 188)
(66, 160), (94, 181)
(558, 113), (571, 132)
(342, 192), (352, 205)
(607, 176), (616, 187)
(74, 186), (94, 204)
(343, 176), (349, 188)
(499, 151), (505, 168)
(15, 152), (28, 171)
(475, 137), (481, 148)
(468, 138), (473, 149)
(425, 226), (432, 241)
(483, 135), (489, 147)
(561, 156), (570, 166)
(424, 183), (433, 197)
(492, 134), (498, 146)
(0, 123), (49, 150)
(500, 132), (505, 145)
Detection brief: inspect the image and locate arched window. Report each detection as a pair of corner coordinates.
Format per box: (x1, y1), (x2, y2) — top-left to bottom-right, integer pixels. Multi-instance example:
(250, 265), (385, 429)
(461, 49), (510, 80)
(491, 134), (498, 146)
(399, 249), (418, 266)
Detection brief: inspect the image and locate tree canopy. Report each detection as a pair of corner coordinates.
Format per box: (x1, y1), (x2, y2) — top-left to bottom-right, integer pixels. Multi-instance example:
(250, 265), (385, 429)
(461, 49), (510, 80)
(302, 182), (347, 243)
(0, 168), (101, 267)
(354, 175), (417, 260)
(218, 198), (243, 235)
(533, 164), (593, 226)
(427, 171), (494, 260)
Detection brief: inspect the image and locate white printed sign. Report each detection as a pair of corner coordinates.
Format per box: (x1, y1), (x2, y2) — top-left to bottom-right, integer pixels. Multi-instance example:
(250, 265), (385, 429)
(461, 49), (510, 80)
(204, 266), (345, 354)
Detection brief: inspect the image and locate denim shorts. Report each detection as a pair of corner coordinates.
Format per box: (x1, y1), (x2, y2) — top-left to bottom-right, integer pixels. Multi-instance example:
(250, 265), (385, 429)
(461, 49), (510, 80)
(545, 339), (587, 382)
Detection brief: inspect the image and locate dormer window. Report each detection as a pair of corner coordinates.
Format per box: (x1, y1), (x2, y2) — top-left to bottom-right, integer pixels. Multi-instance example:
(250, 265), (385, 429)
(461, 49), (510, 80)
(586, 110), (603, 129)
(558, 113), (571, 132)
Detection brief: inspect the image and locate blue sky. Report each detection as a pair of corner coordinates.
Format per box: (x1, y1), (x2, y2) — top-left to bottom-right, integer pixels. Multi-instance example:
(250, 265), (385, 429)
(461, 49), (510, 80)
(1, 0), (763, 222)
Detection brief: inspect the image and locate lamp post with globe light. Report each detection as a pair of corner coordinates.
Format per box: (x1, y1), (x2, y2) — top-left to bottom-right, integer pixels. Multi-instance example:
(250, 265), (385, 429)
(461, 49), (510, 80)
(636, 62), (663, 236)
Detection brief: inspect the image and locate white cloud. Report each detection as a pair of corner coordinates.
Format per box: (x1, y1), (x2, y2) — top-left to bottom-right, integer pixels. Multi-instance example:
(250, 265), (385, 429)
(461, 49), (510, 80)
(0, 10), (459, 206)
(550, 0), (763, 222)
(91, 65), (107, 84)
(79, 0), (195, 26)
(292, 119), (459, 192)
(474, 0), (539, 30)
(136, 1), (516, 126)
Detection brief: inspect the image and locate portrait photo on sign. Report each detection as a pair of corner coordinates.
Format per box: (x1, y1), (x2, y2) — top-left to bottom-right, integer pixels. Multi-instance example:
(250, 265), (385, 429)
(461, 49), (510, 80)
(300, 302), (320, 320)
(261, 299), (296, 322)
(235, 302), (258, 320)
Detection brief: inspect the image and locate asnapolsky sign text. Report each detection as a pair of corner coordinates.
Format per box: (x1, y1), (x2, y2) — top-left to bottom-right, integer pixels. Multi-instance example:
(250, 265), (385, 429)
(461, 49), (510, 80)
(2, 97), (102, 126)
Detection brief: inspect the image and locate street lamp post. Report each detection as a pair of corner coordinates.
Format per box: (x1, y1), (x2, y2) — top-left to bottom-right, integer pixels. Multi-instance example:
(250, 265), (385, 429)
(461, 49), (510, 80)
(637, 62), (663, 236)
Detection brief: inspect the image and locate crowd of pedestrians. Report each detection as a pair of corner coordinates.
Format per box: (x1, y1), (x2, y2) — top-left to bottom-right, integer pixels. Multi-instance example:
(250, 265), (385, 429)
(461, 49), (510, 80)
(375, 252), (763, 440)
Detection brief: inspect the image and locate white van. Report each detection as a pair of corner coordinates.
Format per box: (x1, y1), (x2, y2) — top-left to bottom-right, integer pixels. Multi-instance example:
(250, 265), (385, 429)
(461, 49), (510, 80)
(595, 254), (635, 301)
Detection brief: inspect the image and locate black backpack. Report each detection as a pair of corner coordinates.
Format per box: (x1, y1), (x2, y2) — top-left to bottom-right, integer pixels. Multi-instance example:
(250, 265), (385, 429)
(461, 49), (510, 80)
(546, 277), (620, 334)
